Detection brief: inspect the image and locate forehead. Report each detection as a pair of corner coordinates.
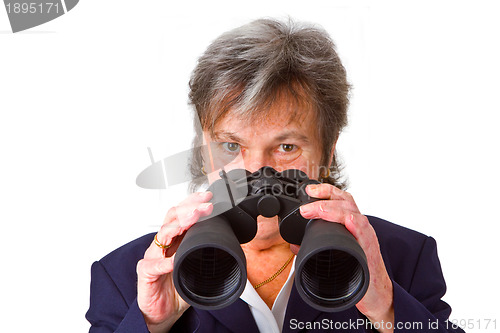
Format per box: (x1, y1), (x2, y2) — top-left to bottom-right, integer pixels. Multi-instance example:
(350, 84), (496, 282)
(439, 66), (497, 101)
(212, 103), (319, 143)
(204, 79), (318, 134)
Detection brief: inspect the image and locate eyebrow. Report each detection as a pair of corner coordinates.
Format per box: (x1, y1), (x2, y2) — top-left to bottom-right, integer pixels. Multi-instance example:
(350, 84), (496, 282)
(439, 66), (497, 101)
(213, 131), (244, 143)
(213, 130), (310, 144)
(275, 131), (310, 144)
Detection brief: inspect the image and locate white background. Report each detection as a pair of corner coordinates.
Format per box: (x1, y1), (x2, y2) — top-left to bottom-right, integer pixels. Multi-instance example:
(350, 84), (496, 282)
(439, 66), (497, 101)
(1, 0), (499, 331)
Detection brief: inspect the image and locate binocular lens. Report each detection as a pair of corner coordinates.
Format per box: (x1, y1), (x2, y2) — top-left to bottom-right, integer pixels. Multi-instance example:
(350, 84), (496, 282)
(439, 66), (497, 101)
(299, 249), (365, 305)
(177, 247), (243, 305)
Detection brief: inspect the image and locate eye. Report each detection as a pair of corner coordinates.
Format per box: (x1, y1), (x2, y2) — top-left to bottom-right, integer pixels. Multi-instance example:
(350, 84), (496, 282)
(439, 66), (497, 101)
(279, 144), (296, 152)
(222, 142), (240, 153)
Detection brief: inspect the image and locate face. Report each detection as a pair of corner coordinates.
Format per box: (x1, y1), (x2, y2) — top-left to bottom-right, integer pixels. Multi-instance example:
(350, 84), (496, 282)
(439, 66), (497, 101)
(202, 104), (332, 248)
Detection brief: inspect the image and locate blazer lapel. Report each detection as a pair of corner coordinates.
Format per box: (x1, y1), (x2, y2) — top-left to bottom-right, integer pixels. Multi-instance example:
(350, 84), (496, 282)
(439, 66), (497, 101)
(208, 298), (259, 333)
(283, 283), (366, 332)
(206, 284), (366, 332)
(283, 283), (323, 332)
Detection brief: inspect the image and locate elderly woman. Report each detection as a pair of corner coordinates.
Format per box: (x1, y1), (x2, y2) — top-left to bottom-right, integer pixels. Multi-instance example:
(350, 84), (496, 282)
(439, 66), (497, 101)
(86, 18), (463, 333)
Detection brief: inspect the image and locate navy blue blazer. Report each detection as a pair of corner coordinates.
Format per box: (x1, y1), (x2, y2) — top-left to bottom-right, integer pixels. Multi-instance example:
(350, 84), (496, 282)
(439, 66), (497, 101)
(86, 216), (465, 332)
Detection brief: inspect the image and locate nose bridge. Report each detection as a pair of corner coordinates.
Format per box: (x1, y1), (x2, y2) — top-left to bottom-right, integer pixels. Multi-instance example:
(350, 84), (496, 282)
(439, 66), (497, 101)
(243, 149), (272, 173)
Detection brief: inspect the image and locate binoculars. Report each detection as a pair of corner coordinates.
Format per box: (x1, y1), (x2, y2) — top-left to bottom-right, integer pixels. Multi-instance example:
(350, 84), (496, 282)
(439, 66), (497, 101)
(172, 167), (369, 312)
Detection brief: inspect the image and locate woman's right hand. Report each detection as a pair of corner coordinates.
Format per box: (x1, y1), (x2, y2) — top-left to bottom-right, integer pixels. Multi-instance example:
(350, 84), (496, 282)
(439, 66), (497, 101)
(136, 191), (213, 333)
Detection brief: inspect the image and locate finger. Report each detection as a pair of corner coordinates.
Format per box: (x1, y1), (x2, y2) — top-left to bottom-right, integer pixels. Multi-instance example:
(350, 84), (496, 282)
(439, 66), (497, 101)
(299, 200), (353, 220)
(148, 202), (213, 259)
(160, 202), (213, 241)
(306, 183), (352, 201)
(164, 191), (213, 223)
(299, 203), (368, 241)
(300, 201), (350, 225)
(340, 213), (375, 251)
(137, 256), (175, 281)
(164, 201), (214, 229)
(160, 233), (186, 258)
(178, 191), (213, 206)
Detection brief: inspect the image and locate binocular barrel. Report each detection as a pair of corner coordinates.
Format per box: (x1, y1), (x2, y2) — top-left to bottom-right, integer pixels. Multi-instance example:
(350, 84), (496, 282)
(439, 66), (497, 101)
(295, 219), (369, 312)
(173, 216), (369, 312)
(172, 215), (247, 310)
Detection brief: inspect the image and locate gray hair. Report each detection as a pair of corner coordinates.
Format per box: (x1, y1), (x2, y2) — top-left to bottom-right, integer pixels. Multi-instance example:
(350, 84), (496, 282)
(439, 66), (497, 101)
(188, 18), (350, 191)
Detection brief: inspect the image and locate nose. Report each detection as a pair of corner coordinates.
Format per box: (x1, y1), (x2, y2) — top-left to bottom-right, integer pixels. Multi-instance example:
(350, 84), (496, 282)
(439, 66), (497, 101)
(242, 150), (275, 173)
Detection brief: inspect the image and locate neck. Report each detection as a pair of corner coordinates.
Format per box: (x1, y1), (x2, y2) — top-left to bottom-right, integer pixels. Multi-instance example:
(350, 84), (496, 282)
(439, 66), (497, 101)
(243, 240), (294, 309)
(242, 238), (290, 254)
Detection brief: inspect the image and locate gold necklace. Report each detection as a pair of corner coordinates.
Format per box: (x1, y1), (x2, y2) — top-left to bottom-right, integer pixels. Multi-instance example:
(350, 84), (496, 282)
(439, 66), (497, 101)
(253, 254), (295, 289)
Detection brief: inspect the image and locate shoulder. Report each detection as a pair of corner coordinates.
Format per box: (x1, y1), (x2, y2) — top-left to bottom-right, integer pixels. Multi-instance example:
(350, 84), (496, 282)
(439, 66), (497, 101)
(99, 232), (156, 268)
(94, 233), (155, 302)
(367, 215), (429, 248)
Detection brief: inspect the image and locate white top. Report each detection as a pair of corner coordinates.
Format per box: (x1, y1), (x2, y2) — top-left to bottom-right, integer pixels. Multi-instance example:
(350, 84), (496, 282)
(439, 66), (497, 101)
(239, 257), (296, 333)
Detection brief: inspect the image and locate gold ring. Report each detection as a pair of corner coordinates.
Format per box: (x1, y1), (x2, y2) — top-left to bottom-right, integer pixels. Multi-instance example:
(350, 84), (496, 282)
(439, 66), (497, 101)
(154, 233), (172, 249)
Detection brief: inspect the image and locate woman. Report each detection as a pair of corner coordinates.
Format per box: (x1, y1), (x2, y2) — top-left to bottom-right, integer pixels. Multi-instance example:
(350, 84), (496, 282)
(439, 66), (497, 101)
(87, 18), (463, 333)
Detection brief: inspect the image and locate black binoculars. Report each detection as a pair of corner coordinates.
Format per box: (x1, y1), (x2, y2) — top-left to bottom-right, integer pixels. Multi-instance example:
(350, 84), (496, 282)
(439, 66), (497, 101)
(172, 167), (369, 312)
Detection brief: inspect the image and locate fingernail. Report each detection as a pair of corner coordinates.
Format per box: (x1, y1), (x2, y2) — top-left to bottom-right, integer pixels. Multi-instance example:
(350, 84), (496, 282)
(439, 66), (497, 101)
(300, 205), (312, 215)
(319, 203), (327, 212)
(199, 191), (212, 198)
(307, 184), (319, 192)
(188, 208), (198, 218)
(199, 202), (212, 210)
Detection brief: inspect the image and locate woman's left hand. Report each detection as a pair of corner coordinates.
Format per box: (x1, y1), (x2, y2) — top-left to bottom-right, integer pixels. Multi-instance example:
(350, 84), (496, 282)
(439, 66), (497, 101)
(298, 183), (394, 332)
